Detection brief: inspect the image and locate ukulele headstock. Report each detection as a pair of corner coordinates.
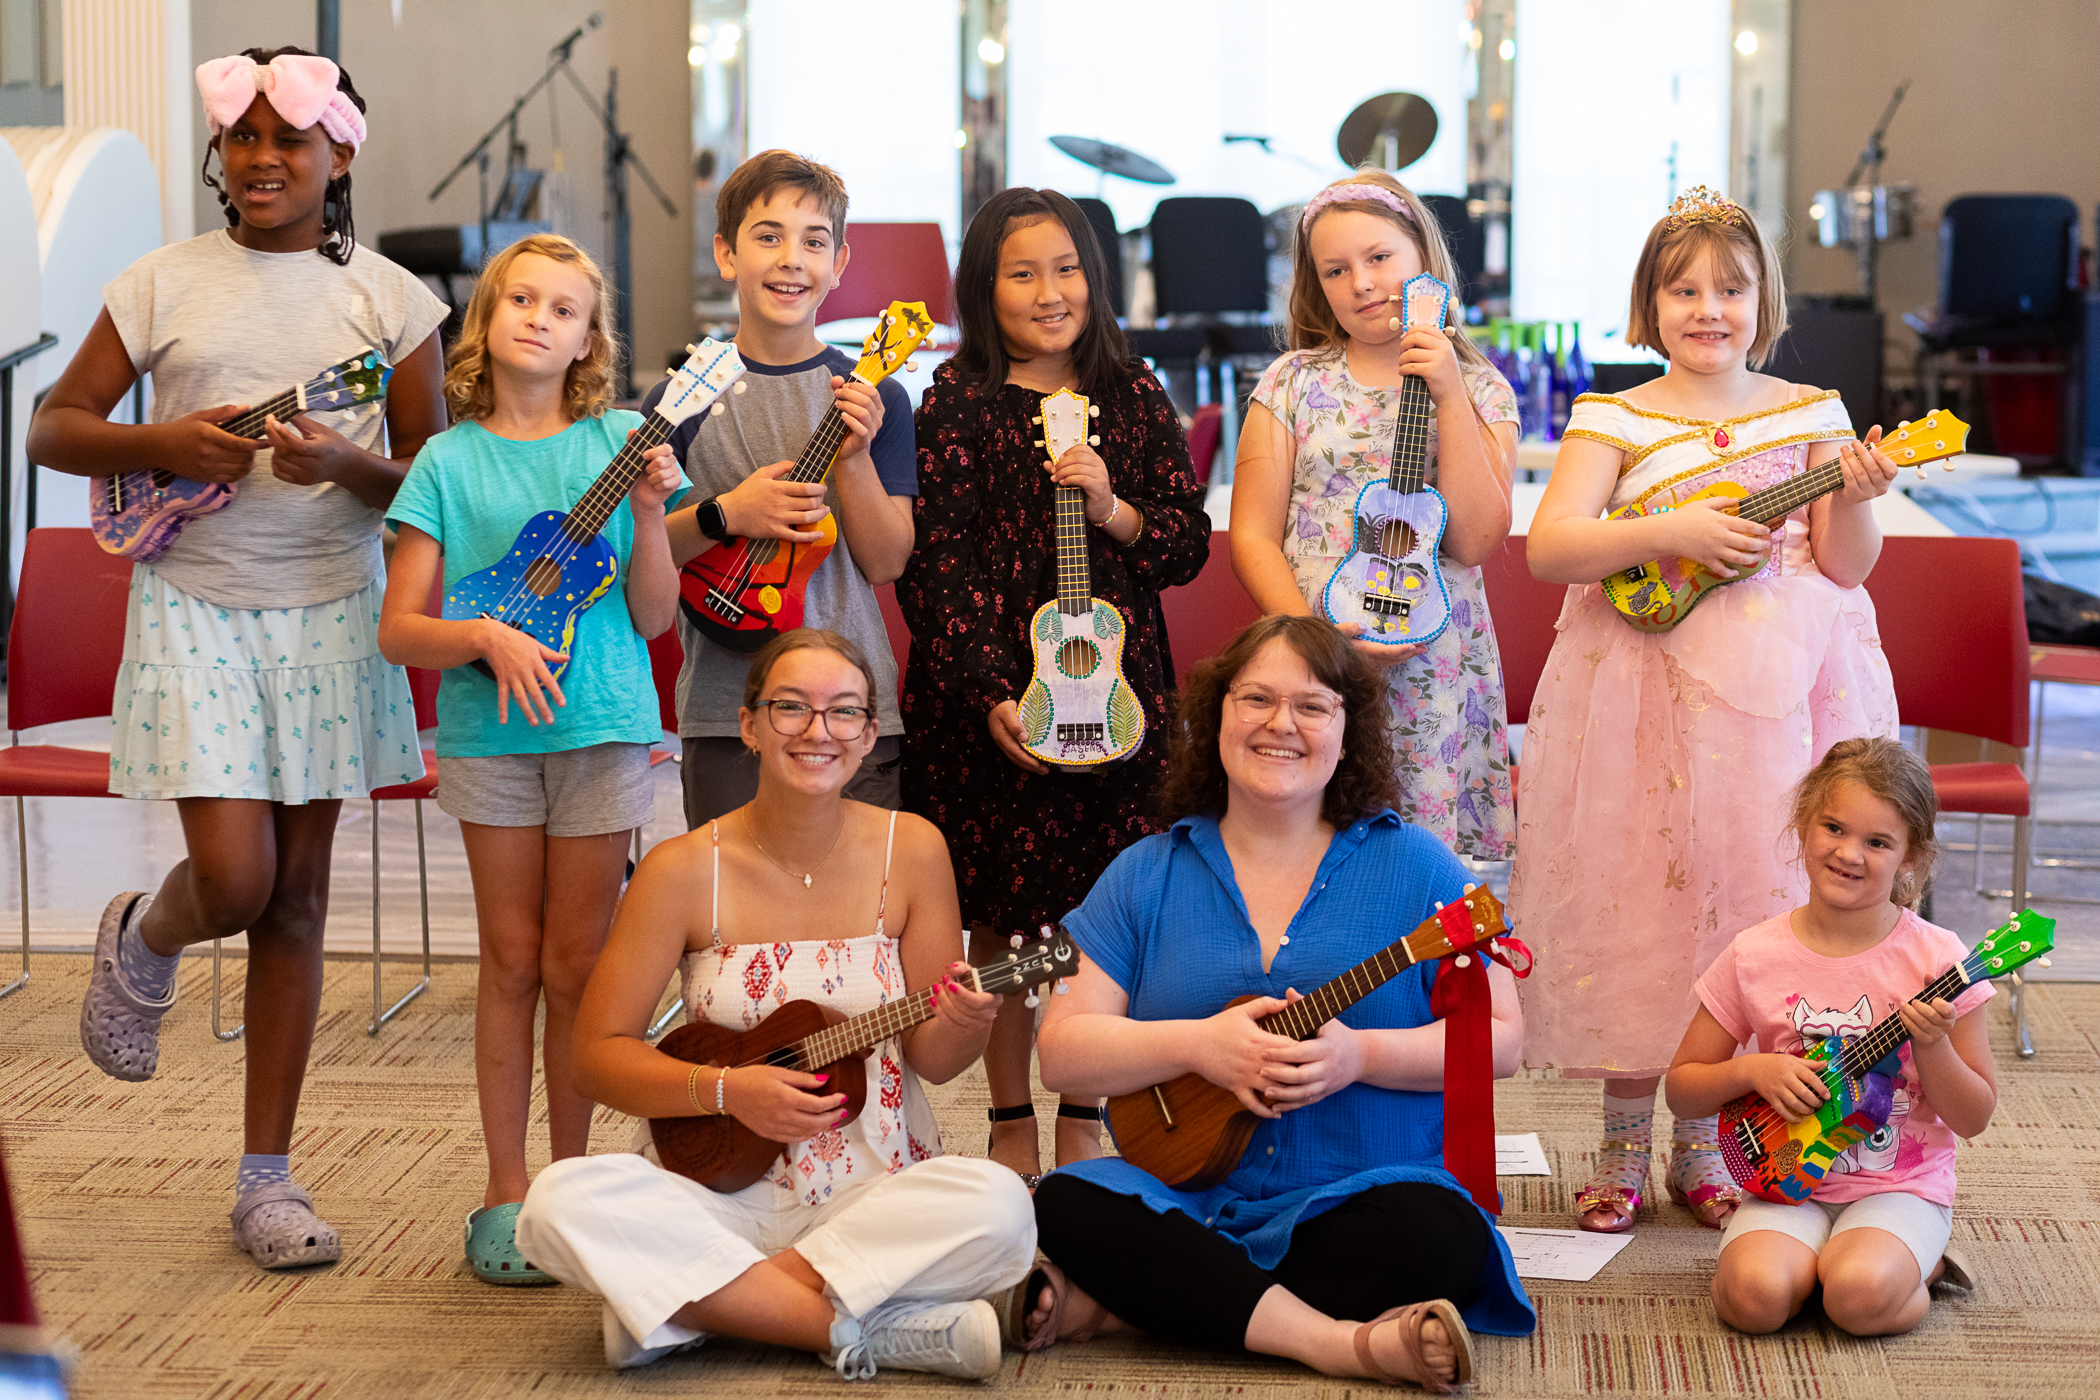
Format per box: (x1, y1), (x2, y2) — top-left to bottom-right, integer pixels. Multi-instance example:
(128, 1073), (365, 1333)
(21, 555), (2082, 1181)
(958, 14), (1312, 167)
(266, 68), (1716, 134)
(307, 348), (393, 412)
(978, 926), (1082, 1007)
(1032, 388), (1098, 465)
(1881, 410), (1970, 479)
(661, 337), (748, 426)
(1969, 908), (2055, 979)
(852, 301), (936, 386)
(1391, 272), (1452, 337)
(1402, 883), (1514, 965)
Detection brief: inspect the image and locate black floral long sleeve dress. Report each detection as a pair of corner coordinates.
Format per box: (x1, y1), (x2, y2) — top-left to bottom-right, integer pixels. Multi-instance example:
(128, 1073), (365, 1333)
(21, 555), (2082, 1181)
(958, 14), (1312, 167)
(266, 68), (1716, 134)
(899, 359), (1211, 939)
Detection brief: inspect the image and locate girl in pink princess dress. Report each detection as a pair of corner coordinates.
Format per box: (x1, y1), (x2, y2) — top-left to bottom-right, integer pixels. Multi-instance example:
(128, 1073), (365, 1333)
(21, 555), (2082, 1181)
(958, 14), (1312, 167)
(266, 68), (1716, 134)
(1510, 187), (1901, 1235)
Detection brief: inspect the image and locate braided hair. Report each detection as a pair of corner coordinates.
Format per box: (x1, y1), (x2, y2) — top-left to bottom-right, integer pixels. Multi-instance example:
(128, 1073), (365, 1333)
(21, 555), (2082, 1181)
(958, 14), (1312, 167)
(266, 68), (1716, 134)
(200, 45), (365, 266)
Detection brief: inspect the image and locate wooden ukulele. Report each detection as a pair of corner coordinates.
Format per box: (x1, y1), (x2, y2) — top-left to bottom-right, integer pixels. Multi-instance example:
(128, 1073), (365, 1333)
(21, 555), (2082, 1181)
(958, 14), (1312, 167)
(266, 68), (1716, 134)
(678, 301), (935, 653)
(1104, 886), (1510, 1191)
(1599, 410), (1969, 632)
(652, 932), (1080, 1191)
(1322, 272), (1455, 647)
(89, 348), (392, 561)
(442, 338), (745, 680)
(1015, 388), (1146, 768)
(1719, 909), (2052, 1204)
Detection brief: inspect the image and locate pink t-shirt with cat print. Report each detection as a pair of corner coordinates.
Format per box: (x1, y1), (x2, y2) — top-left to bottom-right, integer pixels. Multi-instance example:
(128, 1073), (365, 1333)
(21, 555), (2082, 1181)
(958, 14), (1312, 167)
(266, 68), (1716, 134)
(1694, 909), (1994, 1206)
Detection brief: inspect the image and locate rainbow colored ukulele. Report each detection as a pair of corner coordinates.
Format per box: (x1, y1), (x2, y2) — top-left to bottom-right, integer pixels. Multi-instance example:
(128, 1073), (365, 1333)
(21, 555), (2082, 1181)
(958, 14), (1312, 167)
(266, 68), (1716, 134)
(678, 301), (933, 653)
(1600, 411), (1968, 632)
(1719, 909), (2053, 1203)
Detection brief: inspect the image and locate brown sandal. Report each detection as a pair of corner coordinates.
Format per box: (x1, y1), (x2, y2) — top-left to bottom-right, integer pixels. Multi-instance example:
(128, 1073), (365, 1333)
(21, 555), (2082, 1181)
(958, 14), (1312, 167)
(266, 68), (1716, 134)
(1352, 1299), (1474, 1393)
(993, 1260), (1104, 1353)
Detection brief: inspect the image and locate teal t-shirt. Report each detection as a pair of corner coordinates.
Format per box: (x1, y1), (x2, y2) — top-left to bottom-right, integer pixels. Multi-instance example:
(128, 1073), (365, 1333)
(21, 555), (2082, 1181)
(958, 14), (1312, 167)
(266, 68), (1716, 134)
(388, 411), (685, 757)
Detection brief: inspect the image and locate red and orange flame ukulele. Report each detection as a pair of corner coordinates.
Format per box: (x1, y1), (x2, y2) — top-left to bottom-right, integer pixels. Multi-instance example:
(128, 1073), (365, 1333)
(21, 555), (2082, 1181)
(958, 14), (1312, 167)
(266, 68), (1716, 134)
(678, 301), (934, 653)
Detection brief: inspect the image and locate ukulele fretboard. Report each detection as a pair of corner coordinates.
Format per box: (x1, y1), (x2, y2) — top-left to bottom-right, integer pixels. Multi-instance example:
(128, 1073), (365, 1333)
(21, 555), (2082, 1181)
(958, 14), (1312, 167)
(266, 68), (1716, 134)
(776, 957), (1049, 1071)
(1828, 961), (1974, 1081)
(1734, 458), (1848, 526)
(1054, 484), (1092, 615)
(1386, 376), (1435, 495)
(561, 411), (681, 542)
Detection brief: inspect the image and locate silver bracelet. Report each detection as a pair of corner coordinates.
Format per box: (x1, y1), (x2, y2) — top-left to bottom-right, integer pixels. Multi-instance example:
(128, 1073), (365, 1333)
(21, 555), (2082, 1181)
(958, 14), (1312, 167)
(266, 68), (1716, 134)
(1094, 496), (1122, 529)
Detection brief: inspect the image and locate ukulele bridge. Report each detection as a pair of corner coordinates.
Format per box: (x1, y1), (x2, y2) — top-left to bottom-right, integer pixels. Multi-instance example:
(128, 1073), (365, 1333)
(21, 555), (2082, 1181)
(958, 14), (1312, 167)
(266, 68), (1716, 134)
(705, 589), (747, 623)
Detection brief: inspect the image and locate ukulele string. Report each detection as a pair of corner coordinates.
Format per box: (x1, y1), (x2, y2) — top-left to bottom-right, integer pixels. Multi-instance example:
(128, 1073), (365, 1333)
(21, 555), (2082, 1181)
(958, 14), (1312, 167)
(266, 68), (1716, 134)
(739, 958), (1038, 1075)
(715, 406), (854, 601)
(116, 378), (328, 504)
(1819, 963), (1973, 1092)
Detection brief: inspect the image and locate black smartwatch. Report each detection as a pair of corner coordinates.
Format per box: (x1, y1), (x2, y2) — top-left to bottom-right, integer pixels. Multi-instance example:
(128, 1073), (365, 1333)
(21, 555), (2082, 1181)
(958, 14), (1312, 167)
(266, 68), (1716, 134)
(695, 495), (733, 544)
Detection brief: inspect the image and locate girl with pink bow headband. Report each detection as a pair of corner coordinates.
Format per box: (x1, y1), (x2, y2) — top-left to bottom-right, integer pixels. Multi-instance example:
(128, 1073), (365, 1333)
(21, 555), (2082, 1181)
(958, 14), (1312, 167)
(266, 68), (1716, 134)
(197, 46), (369, 264)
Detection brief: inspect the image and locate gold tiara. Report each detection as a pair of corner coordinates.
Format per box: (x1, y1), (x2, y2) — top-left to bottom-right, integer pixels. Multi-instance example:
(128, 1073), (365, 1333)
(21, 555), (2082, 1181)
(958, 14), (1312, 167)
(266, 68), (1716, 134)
(1662, 185), (1746, 232)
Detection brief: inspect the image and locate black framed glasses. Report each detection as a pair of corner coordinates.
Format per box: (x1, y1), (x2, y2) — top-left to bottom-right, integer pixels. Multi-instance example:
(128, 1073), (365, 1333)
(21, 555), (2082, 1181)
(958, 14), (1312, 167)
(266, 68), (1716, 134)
(755, 699), (872, 741)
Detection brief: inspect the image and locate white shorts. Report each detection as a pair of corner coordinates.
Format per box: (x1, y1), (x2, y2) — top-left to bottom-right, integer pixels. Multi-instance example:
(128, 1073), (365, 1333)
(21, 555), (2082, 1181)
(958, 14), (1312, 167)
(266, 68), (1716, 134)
(1721, 1189), (1953, 1284)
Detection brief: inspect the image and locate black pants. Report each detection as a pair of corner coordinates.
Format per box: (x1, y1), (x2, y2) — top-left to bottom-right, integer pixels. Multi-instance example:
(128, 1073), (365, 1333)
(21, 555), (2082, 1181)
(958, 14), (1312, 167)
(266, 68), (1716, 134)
(1032, 1174), (1491, 1354)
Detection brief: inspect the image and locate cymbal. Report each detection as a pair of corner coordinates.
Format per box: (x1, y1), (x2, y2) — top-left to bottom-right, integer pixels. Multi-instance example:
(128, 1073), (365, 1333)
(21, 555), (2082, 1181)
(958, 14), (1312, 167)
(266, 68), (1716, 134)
(1336, 92), (1437, 171)
(1049, 135), (1176, 186)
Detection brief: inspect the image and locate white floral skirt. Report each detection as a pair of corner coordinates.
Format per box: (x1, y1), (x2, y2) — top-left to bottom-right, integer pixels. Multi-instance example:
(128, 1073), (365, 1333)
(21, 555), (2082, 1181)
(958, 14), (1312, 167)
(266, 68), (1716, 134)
(108, 566), (425, 803)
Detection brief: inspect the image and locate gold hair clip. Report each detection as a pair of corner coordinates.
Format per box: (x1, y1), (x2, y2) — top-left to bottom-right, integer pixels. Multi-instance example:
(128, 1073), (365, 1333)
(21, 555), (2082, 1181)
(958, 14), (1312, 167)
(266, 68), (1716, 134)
(1662, 184), (1746, 232)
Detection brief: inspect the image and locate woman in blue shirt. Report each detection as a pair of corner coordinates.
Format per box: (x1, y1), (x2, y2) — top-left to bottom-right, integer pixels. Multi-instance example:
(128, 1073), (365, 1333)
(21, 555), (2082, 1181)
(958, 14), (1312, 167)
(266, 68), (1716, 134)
(1018, 614), (1533, 1391)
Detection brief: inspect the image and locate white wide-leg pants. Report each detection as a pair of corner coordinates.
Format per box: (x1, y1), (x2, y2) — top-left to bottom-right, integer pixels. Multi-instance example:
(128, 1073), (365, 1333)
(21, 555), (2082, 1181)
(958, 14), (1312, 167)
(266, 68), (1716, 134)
(517, 1152), (1036, 1358)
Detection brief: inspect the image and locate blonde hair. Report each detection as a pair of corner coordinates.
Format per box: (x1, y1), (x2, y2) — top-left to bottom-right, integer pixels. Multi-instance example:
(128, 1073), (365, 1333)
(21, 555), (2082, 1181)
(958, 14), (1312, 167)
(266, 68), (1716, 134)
(443, 233), (620, 423)
(1625, 211), (1789, 369)
(1788, 737), (1940, 909)
(1286, 169), (1495, 379)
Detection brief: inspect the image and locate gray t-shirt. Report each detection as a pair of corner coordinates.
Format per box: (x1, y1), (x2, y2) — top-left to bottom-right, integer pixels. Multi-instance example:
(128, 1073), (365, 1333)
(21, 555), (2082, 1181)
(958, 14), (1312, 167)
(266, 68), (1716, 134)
(640, 347), (916, 738)
(103, 229), (449, 609)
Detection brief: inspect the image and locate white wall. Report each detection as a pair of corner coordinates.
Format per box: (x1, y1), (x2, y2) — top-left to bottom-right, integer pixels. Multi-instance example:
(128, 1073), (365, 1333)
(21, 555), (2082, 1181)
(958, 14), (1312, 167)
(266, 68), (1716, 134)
(746, 0), (960, 245)
(1007, 0), (1470, 234)
(1511, 0), (1730, 356)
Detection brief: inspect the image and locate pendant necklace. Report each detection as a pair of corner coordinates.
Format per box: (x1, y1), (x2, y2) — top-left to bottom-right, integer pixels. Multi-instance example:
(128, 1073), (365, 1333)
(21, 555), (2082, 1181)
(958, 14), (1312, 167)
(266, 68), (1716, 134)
(744, 809), (845, 890)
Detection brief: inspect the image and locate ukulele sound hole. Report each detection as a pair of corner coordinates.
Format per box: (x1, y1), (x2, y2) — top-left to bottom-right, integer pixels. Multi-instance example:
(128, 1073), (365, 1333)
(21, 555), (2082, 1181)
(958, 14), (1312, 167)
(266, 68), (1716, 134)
(1372, 518), (1417, 558)
(1057, 638), (1101, 679)
(523, 558), (563, 597)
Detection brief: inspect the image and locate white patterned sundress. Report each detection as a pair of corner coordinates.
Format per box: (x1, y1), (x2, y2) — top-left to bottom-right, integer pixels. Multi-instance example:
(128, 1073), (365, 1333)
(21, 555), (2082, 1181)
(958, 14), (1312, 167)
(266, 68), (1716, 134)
(675, 815), (943, 1205)
(109, 566), (424, 803)
(1252, 348), (1521, 860)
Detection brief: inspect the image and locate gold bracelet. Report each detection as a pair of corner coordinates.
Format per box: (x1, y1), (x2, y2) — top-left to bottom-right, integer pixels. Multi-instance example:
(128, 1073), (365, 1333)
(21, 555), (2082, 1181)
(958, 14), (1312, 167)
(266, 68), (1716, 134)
(686, 1062), (705, 1115)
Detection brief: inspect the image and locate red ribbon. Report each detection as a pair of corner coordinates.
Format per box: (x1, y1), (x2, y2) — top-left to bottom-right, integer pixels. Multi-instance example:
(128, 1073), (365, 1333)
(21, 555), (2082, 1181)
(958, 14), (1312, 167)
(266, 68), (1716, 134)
(1428, 904), (1532, 1216)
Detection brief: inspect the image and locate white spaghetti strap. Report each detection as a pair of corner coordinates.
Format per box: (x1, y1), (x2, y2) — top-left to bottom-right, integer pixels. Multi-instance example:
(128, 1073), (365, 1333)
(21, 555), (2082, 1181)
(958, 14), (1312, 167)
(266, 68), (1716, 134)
(874, 810), (898, 937)
(709, 819), (723, 950)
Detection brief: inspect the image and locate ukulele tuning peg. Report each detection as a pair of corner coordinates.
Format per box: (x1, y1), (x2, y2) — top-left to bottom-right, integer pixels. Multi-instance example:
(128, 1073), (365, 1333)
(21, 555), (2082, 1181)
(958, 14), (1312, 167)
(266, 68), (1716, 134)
(1040, 924), (1055, 938)
(1453, 954), (1471, 968)
(711, 403), (727, 416)
(1463, 882), (1477, 894)
(1024, 990), (1041, 1009)
(1088, 435), (1100, 446)
(1389, 317), (1401, 331)
(905, 360), (920, 374)
(1897, 418), (1912, 430)
(685, 342), (698, 354)
(1054, 980), (1070, 994)
(2037, 956), (2053, 969)
(1474, 923), (1486, 935)
(733, 381), (748, 394)
(1089, 404), (1100, 418)
(1010, 933), (1026, 949)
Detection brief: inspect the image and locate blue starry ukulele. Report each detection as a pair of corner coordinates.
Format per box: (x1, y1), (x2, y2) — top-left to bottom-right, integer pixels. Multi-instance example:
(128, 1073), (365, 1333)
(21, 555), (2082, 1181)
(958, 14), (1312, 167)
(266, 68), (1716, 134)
(1321, 271), (1454, 647)
(443, 339), (745, 680)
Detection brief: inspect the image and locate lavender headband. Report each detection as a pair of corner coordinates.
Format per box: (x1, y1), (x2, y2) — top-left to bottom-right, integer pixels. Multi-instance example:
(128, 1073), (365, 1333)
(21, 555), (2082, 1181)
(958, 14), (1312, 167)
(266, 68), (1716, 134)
(1299, 183), (1416, 232)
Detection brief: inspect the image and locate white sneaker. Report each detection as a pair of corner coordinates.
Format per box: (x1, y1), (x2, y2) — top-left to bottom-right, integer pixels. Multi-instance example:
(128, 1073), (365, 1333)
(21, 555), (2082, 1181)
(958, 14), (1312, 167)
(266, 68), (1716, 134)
(827, 1297), (1002, 1381)
(602, 1301), (705, 1370)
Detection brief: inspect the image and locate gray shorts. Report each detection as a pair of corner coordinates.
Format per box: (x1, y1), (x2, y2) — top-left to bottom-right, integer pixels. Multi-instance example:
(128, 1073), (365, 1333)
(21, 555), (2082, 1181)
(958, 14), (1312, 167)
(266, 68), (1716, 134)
(1721, 1189), (1953, 1284)
(436, 743), (656, 837)
(680, 735), (902, 829)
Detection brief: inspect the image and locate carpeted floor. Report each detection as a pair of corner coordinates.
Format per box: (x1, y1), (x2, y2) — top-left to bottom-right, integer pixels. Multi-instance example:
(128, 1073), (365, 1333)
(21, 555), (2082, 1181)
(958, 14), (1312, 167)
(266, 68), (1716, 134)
(3, 954), (2095, 1398)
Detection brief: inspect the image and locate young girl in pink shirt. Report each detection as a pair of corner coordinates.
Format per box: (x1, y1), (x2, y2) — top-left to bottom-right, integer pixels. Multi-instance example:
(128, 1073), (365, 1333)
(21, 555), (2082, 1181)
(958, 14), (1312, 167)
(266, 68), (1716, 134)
(1665, 737), (1996, 1337)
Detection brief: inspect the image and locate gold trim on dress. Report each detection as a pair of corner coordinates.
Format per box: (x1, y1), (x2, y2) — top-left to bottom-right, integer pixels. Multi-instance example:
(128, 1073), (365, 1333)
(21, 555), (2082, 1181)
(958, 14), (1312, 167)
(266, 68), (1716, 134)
(1632, 429), (1859, 507)
(1570, 388), (1842, 429)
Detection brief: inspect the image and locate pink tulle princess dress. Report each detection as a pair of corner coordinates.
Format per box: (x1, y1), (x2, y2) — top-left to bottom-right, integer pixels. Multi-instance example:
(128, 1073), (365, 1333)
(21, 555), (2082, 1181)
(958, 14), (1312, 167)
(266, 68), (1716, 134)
(1508, 387), (1900, 1230)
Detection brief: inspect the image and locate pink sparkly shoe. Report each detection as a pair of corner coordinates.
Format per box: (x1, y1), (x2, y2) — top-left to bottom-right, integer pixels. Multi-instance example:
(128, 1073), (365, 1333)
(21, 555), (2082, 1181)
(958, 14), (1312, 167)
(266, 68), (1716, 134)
(1575, 1138), (1651, 1234)
(1666, 1140), (1741, 1230)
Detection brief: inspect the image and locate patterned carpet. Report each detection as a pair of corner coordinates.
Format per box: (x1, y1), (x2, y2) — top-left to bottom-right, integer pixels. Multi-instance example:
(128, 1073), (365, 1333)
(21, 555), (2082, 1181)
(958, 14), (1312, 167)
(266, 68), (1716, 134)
(3, 953), (2095, 1398)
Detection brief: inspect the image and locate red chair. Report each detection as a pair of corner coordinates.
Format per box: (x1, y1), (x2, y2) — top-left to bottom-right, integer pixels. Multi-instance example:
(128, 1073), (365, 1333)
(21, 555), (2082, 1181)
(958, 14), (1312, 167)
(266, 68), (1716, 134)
(826, 223), (956, 333)
(0, 529), (131, 1000)
(1160, 533), (1260, 690)
(1186, 404), (1223, 486)
(363, 648), (440, 1036)
(1477, 537), (1570, 821)
(1861, 536), (2039, 1056)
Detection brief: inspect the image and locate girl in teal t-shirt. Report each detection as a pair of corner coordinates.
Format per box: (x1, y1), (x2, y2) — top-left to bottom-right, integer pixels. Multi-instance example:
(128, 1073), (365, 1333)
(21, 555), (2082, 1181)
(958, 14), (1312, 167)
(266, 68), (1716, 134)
(380, 233), (683, 1284)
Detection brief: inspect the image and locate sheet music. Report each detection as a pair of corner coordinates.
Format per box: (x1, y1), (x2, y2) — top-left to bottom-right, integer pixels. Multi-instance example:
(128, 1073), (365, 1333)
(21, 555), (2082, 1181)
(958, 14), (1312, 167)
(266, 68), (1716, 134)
(1496, 1228), (1634, 1282)
(1495, 1133), (1551, 1176)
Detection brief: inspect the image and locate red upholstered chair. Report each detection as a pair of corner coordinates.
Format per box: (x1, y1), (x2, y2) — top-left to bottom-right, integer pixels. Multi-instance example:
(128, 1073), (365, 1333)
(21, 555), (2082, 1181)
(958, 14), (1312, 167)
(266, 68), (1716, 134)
(824, 223), (956, 335)
(1861, 535), (2040, 1056)
(1161, 533), (1260, 690)
(1186, 404), (1224, 486)
(1477, 537), (1569, 823)
(362, 650), (440, 1037)
(0, 529), (131, 1001)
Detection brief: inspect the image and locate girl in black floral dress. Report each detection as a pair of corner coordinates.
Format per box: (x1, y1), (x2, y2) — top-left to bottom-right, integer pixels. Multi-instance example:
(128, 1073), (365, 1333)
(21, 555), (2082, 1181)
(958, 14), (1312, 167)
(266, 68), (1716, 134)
(898, 188), (1210, 1184)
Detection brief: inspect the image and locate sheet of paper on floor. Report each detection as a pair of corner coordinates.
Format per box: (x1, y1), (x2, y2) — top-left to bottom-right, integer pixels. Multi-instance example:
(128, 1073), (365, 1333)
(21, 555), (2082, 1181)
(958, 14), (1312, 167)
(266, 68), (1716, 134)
(1495, 1132), (1550, 1175)
(1497, 1227), (1635, 1282)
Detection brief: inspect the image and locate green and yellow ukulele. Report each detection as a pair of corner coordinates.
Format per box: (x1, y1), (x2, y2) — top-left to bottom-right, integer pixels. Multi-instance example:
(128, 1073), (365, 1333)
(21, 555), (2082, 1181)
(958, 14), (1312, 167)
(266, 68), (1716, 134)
(1719, 908), (2053, 1203)
(1016, 388), (1145, 769)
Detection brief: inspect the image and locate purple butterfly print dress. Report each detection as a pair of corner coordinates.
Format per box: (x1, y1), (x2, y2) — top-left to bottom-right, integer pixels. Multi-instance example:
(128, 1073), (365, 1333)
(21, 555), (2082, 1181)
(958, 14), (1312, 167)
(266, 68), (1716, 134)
(1251, 349), (1519, 859)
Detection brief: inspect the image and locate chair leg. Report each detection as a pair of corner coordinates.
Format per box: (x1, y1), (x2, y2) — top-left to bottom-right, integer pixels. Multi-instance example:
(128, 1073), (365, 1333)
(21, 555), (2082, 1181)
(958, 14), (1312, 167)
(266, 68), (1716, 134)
(1, 796), (30, 999)
(211, 937), (244, 1041)
(368, 798), (432, 1037)
(2011, 813), (2035, 1060)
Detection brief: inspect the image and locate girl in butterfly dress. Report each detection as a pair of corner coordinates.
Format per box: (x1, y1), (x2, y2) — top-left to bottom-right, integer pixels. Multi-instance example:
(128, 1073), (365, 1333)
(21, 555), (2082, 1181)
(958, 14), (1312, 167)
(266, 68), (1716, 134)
(1666, 738), (1994, 1336)
(379, 233), (684, 1284)
(1230, 169), (1521, 861)
(31, 47), (448, 1269)
(1511, 187), (1901, 1236)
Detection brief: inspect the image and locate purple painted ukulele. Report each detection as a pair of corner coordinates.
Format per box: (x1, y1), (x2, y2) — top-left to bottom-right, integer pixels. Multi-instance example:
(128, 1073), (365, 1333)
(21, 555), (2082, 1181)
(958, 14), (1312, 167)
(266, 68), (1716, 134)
(89, 348), (393, 561)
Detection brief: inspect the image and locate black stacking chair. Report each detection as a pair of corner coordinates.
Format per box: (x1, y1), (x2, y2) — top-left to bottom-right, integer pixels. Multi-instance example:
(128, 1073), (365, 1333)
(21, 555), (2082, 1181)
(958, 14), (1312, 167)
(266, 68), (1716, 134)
(1070, 196), (1126, 319)
(1136, 196), (1274, 476)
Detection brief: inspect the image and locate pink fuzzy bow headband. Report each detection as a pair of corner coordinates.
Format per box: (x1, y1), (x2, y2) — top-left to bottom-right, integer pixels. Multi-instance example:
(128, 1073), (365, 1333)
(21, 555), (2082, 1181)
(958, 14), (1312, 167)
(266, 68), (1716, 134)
(197, 54), (366, 152)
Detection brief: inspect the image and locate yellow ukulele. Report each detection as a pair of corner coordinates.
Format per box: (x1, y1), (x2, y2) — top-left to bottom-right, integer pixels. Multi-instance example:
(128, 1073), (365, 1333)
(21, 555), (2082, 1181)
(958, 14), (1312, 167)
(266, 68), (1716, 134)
(1600, 411), (1969, 632)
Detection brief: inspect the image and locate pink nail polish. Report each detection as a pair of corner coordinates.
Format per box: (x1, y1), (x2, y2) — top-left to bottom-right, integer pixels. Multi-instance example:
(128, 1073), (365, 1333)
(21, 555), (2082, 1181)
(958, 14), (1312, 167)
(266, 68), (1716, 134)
(814, 1074), (829, 1083)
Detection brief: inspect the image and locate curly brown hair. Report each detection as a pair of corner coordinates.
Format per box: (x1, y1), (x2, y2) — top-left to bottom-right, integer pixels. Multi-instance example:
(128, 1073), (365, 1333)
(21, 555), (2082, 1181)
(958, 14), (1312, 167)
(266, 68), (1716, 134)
(1788, 736), (1940, 909)
(443, 233), (619, 424)
(1156, 614), (1398, 828)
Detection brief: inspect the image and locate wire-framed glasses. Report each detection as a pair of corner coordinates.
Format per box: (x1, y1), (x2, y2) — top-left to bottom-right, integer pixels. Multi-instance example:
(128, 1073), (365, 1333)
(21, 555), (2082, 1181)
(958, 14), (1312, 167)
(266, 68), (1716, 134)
(1226, 684), (1343, 730)
(755, 699), (872, 741)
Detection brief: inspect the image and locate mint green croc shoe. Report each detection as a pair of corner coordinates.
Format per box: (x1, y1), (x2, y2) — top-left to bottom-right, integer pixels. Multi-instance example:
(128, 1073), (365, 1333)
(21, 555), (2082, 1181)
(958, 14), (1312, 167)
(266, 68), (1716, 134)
(465, 1203), (558, 1287)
